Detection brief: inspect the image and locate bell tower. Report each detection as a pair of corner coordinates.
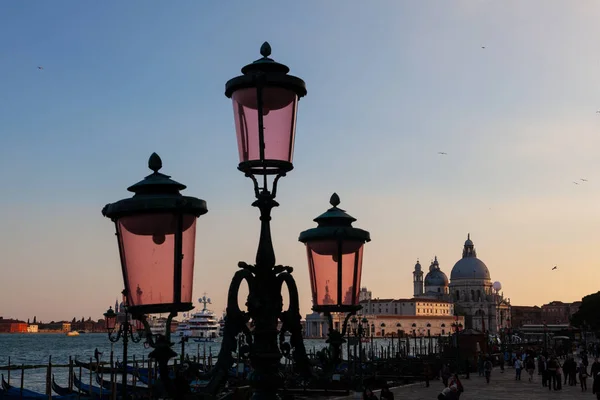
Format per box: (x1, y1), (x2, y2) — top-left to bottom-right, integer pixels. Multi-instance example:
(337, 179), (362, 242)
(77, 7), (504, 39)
(413, 259), (424, 296)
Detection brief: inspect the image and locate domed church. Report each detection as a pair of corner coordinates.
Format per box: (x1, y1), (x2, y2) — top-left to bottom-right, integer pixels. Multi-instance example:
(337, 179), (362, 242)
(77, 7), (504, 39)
(413, 234), (510, 334)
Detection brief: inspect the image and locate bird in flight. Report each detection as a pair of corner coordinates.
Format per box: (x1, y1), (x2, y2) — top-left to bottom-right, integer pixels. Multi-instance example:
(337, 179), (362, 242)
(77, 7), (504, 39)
(581, 178), (588, 182)
(37, 66), (44, 70)
(596, 110), (600, 113)
(481, 46), (486, 49)
(438, 152), (448, 155)
(552, 266), (558, 270)
(573, 181), (579, 185)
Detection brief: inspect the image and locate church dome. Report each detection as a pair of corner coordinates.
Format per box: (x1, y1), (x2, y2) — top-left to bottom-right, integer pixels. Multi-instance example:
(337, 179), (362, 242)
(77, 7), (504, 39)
(425, 268), (449, 286)
(450, 234), (491, 281)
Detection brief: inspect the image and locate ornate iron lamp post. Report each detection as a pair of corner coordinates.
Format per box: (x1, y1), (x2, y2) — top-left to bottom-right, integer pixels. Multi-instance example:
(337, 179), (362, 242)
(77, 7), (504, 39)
(104, 301), (143, 400)
(299, 193), (371, 369)
(350, 316), (368, 391)
(102, 152), (208, 397)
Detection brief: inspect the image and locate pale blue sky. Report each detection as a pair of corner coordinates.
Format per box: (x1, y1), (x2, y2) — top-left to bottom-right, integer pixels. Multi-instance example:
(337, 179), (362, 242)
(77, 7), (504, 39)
(1, 1), (600, 322)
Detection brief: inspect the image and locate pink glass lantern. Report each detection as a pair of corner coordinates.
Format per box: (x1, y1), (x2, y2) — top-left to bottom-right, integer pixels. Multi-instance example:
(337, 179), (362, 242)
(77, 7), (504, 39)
(102, 153), (207, 315)
(299, 193), (370, 313)
(225, 42), (307, 176)
(104, 307), (117, 332)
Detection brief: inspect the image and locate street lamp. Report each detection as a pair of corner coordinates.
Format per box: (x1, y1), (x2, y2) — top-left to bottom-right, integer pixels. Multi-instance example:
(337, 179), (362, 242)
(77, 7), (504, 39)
(104, 301), (143, 400)
(299, 193), (371, 368)
(349, 316), (368, 391)
(102, 152), (208, 395)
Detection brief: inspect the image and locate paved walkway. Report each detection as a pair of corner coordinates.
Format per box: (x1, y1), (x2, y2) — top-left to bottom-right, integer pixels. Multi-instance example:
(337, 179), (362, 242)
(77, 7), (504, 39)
(373, 369), (595, 399)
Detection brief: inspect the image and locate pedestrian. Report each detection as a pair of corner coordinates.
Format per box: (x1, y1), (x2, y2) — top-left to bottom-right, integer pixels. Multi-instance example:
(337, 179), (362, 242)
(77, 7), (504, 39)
(363, 387), (378, 400)
(593, 373), (600, 400)
(448, 374), (464, 399)
(547, 356), (557, 390)
(441, 364), (450, 388)
(539, 355), (547, 387)
(556, 361), (563, 390)
(499, 354), (504, 373)
(580, 359), (589, 392)
(380, 384), (394, 400)
(477, 354), (484, 377)
(592, 358), (600, 379)
(514, 356), (523, 381)
(483, 358), (493, 384)
(526, 356), (535, 382)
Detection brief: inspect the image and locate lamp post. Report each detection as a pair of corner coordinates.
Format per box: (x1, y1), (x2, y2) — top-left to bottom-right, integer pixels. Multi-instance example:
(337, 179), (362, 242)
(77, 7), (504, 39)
(103, 301), (143, 400)
(102, 152), (208, 397)
(451, 311), (463, 372)
(299, 193), (370, 371)
(350, 317), (368, 391)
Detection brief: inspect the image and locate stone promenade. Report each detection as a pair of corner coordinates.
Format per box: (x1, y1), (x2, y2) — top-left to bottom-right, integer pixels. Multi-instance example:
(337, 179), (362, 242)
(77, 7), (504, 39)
(338, 369), (595, 400)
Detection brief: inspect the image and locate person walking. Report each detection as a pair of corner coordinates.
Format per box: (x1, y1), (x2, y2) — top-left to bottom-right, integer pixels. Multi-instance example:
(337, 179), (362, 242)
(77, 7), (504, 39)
(547, 356), (557, 390)
(379, 384), (394, 400)
(556, 361), (563, 390)
(539, 355), (547, 387)
(580, 359), (589, 392)
(514, 356), (523, 381)
(441, 364), (451, 388)
(526, 356), (535, 382)
(591, 358), (600, 379)
(593, 372), (600, 400)
(484, 357), (493, 384)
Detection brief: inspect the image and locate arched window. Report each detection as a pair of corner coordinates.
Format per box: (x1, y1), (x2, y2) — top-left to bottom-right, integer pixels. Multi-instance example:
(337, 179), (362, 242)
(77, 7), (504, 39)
(477, 290), (481, 301)
(441, 323), (446, 328)
(455, 291), (460, 300)
(426, 323), (431, 327)
(411, 323), (417, 328)
(380, 323), (386, 327)
(396, 323), (402, 328)
(437, 288), (441, 293)
(471, 290), (475, 300)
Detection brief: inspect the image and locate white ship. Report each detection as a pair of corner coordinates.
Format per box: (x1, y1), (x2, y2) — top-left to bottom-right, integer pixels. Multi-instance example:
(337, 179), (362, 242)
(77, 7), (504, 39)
(175, 295), (220, 342)
(147, 316), (168, 337)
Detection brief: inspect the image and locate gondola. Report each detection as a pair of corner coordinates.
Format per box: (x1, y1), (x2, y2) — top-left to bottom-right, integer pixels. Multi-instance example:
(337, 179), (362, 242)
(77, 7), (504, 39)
(51, 374), (73, 396)
(72, 372), (112, 400)
(95, 374), (150, 397)
(73, 360), (115, 374)
(1, 375), (87, 400)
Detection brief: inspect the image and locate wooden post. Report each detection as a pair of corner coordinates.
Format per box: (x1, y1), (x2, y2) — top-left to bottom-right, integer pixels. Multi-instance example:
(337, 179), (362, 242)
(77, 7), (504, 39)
(47, 356), (51, 400)
(88, 357), (93, 393)
(148, 359), (153, 399)
(68, 356), (73, 392)
(20, 364), (24, 400)
(7, 356), (10, 385)
(109, 349), (115, 400)
(78, 365), (82, 400)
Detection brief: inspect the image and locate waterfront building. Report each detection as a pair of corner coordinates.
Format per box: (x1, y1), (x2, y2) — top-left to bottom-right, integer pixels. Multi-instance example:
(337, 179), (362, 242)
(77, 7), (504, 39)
(0, 318), (28, 333)
(541, 300), (581, 324)
(510, 305), (543, 328)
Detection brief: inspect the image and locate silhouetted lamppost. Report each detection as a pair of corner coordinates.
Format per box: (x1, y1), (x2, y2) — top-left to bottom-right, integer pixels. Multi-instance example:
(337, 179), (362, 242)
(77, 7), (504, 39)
(104, 302), (143, 400)
(102, 42), (370, 400)
(299, 193), (370, 370)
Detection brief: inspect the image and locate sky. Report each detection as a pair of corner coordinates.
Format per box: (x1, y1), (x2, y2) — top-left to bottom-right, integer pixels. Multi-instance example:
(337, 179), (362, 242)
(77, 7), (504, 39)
(1, 1), (600, 322)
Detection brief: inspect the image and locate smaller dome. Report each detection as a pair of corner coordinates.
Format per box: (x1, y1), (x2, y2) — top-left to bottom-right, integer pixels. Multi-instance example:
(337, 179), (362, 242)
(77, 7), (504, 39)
(492, 281), (502, 292)
(425, 268), (449, 287)
(414, 260), (421, 272)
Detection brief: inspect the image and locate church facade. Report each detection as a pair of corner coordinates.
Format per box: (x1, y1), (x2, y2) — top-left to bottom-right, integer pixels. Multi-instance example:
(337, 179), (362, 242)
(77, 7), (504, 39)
(413, 234), (510, 334)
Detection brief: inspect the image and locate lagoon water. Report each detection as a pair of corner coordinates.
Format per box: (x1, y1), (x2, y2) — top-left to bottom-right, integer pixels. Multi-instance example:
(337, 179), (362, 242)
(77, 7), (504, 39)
(0, 333), (429, 393)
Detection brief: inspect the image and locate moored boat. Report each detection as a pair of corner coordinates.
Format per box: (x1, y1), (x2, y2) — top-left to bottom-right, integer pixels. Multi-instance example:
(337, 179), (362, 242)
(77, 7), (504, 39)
(72, 372), (111, 400)
(73, 359), (115, 374)
(2, 374), (87, 400)
(66, 331), (79, 337)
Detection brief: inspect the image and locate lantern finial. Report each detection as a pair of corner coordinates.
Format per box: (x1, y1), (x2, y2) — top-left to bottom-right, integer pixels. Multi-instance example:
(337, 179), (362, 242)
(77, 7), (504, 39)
(260, 42), (272, 58)
(330, 193), (340, 208)
(148, 153), (162, 173)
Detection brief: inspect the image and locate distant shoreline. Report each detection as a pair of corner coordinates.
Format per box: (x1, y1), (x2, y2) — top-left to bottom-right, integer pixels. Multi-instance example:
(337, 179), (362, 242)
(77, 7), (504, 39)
(0, 331), (103, 334)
